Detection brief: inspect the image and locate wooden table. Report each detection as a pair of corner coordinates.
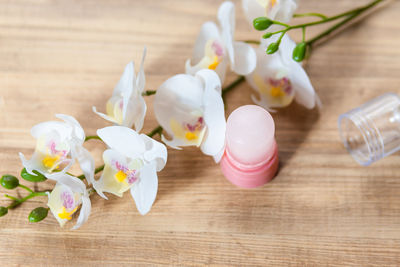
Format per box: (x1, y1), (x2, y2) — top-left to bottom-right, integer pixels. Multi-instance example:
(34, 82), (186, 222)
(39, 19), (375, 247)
(1, 0), (400, 265)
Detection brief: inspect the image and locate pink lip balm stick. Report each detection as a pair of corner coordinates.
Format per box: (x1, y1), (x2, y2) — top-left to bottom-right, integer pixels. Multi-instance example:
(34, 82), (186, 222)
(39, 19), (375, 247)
(220, 105), (279, 188)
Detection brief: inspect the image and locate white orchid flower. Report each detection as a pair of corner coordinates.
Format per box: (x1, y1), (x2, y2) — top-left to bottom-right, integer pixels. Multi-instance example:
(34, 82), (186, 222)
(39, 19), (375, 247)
(242, 0), (297, 28)
(47, 174), (91, 230)
(94, 126), (167, 215)
(154, 69), (226, 162)
(93, 48), (147, 132)
(19, 114), (95, 183)
(246, 35), (319, 111)
(186, 1), (256, 83)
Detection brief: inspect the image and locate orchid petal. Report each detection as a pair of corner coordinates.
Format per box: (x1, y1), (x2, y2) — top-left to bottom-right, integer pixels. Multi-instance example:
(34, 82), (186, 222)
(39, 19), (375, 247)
(199, 75), (226, 161)
(140, 134), (167, 171)
(250, 94), (276, 113)
(19, 152), (46, 176)
(51, 174), (86, 193)
(186, 56), (229, 84)
(231, 41), (257, 75)
(55, 114), (85, 143)
(274, 0), (297, 24)
(124, 94), (147, 132)
(120, 63), (136, 123)
(242, 0), (297, 28)
(72, 195), (91, 230)
(195, 69), (222, 94)
(73, 146), (95, 185)
(113, 61), (135, 99)
(154, 74), (204, 138)
(130, 161), (158, 215)
(217, 1), (235, 65)
(31, 121), (70, 141)
(136, 47), (147, 93)
(160, 135), (185, 150)
(278, 34), (297, 66)
(242, 0), (268, 27)
(92, 106), (120, 124)
(97, 126), (145, 159)
(288, 62), (317, 109)
(190, 22), (221, 65)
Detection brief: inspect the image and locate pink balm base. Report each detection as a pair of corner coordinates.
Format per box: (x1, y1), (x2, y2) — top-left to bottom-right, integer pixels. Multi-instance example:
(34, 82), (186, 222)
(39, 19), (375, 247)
(221, 142), (279, 188)
(220, 105), (279, 188)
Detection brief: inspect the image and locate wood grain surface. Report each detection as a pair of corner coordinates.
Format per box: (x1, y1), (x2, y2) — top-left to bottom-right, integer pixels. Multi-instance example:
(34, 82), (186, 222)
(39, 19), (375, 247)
(1, 0), (400, 266)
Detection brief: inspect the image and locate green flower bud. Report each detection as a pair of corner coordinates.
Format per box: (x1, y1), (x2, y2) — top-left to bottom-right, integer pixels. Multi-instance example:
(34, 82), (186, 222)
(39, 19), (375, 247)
(0, 207), (8, 217)
(253, 17), (273, 31)
(0, 175), (19, 189)
(292, 42), (307, 62)
(21, 168), (47, 182)
(28, 207), (49, 222)
(262, 32), (273, 39)
(266, 42), (280, 54)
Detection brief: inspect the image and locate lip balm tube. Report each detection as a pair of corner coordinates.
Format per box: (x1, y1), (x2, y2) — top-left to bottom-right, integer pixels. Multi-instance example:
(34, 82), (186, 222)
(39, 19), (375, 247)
(220, 105), (279, 188)
(338, 92), (400, 166)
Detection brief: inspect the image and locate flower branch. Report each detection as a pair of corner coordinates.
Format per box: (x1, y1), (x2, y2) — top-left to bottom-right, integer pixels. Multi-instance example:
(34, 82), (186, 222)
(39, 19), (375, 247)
(0, 0), (388, 229)
(6, 191), (48, 210)
(253, 0), (384, 61)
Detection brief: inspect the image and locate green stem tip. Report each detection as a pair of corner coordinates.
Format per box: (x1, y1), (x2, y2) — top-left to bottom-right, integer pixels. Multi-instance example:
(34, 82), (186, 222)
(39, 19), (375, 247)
(84, 135), (102, 142)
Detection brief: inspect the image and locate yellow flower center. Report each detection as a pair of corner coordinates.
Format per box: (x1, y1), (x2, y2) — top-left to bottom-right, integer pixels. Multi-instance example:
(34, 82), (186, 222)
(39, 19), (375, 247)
(115, 170), (127, 182)
(192, 39), (224, 71)
(270, 86), (284, 97)
(58, 206), (78, 220)
(42, 155), (60, 169)
(271, 0), (277, 7)
(208, 55), (220, 70)
(185, 132), (198, 141)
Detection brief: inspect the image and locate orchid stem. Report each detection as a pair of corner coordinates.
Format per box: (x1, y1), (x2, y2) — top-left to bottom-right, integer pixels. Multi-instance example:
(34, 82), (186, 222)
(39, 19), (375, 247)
(18, 184), (33, 194)
(142, 90), (157, 96)
(94, 165), (105, 175)
(6, 191), (48, 209)
(280, 0), (382, 31)
(85, 135), (102, 142)
(244, 40), (260, 45)
(148, 126), (163, 138)
(293, 12), (328, 20)
(306, 8), (365, 46)
(222, 76), (245, 98)
(5, 194), (19, 201)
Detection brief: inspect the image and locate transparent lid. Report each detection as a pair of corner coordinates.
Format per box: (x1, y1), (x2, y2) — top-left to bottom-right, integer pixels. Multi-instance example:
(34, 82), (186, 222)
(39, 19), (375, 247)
(338, 93), (400, 166)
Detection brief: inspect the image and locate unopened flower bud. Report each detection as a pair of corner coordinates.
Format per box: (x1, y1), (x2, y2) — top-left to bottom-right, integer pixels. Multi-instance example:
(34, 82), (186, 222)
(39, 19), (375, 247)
(0, 207), (8, 217)
(253, 17), (274, 31)
(292, 42), (307, 62)
(266, 42), (280, 54)
(28, 207), (49, 222)
(0, 175), (19, 189)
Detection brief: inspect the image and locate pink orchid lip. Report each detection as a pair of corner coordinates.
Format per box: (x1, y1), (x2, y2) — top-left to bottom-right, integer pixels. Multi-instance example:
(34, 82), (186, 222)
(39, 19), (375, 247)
(61, 191), (75, 210)
(220, 105), (279, 188)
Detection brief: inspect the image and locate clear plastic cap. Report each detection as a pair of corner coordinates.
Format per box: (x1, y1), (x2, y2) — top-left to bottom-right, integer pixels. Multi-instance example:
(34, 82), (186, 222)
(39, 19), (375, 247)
(338, 93), (400, 166)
